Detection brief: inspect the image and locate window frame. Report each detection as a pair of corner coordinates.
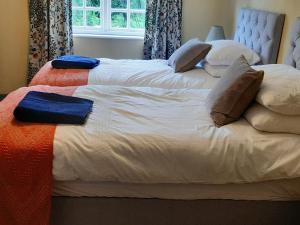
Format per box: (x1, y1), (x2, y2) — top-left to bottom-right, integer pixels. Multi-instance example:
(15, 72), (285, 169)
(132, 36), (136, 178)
(72, 0), (146, 37)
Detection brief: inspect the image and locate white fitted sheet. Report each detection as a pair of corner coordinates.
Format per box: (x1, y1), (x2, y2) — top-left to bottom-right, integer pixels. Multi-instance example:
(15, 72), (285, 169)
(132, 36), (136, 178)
(88, 59), (218, 89)
(53, 85), (300, 185)
(53, 178), (300, 201)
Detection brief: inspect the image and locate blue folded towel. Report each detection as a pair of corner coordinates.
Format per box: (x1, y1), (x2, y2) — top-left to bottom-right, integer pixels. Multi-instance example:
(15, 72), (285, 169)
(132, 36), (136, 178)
(14, 91), (93, 124)
(51, 55), (100, 69)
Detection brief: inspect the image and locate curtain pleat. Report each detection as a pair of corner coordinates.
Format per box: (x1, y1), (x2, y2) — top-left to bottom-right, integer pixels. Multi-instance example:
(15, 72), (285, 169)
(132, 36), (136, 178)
(28, 0), (73, 83)
(143, 0), (182, 60)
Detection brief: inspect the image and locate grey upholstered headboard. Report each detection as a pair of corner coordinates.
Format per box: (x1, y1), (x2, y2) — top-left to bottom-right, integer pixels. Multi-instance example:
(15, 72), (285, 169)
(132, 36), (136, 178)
(234, 8), (285, 65)
(285, 17), (300, 69)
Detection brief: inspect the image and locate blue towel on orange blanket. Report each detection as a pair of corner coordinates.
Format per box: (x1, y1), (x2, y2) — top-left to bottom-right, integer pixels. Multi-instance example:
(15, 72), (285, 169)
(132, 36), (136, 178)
(51, 55), (100, 69)
(14, 91), (93, 124)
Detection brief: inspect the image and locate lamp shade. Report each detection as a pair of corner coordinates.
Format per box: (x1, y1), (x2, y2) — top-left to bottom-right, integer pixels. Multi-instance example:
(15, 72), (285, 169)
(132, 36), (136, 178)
(206, 25), (225, 42)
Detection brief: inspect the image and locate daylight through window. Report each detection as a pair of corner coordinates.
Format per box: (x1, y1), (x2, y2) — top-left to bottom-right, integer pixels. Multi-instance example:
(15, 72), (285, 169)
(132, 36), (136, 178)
(72, 0), (146, 37)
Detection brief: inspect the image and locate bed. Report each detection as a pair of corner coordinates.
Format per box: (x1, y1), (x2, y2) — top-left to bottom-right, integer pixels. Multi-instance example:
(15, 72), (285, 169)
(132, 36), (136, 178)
(30, 59), (218, 89)
(1, 76), (300, 225)
(50, 16), (299, 225)
(29, 8), (285, 89)
(1, 63), (300, 225)
(0, 65), (300, 225)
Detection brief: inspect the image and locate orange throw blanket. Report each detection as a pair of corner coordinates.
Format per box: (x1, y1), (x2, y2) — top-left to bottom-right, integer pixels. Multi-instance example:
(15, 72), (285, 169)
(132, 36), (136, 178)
(30, 62), (89, 87)
(0, 85), (76, 225)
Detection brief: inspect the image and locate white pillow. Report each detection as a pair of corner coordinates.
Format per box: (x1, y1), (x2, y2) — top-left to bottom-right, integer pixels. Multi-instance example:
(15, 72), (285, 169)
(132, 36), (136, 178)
(252, 64), (300, 115)
(206, 40), (261, 66)
(245, 103), (300, 135)
(203, 62), (229, 78)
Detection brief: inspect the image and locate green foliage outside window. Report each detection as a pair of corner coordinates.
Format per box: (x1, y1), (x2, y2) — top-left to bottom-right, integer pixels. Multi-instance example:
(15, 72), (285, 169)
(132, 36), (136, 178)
(72, 0), (145, 30)
(130, 0), (145, 9)
(87, 11), (101, 26)
(87, 0), (100, 7)
(73, 10), (84, 26)
(130, 13), (145, 29)
(73, 0), (83, 7)
(112, 0), (127, 9)
(111, 12), (127, 28)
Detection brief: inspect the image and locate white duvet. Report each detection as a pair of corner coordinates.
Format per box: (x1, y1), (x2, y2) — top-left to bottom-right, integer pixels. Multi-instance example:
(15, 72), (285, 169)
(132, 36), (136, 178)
(87, 59), (217, 89)
(53, 85), (300, 184)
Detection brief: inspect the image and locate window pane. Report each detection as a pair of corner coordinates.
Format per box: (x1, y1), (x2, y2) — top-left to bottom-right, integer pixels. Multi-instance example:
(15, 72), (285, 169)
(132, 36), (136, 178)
(111, 12), (127, 28)
(86, 11), (101, 26)
(130, 13), (145, 29)
(111, 0), (127, 9)
(72, 0), (83, 7)
(72, 10), (84, 26)
(130, 0), (146, 9)
(86, 0), (100, 7)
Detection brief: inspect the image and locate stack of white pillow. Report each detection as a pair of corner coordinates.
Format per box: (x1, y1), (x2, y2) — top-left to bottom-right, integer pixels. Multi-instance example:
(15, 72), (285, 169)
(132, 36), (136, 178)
(244, 64), (300, 135)
(203, 40), (261, 77)
(200, 40), (300, 135)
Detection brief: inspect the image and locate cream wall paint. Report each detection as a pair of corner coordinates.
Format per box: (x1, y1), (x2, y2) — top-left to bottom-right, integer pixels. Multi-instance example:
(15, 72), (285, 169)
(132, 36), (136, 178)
(183, 0), (235, 42)
(233, 0), (300, 63)
(74, 37), (144, 59)
(0, 0), (29, 94)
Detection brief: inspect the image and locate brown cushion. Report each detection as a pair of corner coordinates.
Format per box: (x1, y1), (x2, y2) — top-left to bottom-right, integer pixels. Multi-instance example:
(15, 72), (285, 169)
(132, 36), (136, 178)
(206, 55), (264, 127)
(168, 39), (212, 73)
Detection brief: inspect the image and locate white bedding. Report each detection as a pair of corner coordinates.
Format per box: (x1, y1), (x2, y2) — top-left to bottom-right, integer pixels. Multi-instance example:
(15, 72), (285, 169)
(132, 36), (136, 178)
(53, 85), (300, 185)
(252, 64), (300, 115)
(88, 59), (218, 89)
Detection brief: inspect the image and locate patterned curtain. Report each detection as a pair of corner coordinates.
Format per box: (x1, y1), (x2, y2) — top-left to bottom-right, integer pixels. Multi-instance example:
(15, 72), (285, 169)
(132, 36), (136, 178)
(143, 0), (183, 60)
(28, 0), (73, 83)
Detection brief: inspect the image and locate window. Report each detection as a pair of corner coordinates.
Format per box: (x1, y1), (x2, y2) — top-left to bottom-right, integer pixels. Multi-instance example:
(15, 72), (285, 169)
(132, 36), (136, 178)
(72, 0), (146, 37)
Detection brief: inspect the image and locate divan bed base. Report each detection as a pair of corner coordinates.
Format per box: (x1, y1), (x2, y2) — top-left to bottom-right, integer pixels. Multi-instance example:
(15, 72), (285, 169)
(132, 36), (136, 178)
(51, 197), (300, 225)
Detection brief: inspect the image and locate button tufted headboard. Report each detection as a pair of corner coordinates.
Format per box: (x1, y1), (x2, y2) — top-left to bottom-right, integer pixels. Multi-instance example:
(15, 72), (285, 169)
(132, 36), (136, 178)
(234, 8), (285, 65)
(285, 18), (300, 69)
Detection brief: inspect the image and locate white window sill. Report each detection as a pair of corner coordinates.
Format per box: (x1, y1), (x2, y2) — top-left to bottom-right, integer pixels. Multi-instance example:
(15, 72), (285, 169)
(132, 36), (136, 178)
(73, 33), (144, 40)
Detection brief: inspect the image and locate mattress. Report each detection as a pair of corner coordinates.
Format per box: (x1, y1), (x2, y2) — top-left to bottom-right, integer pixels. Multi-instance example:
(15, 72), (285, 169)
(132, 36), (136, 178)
(88, 59), (218, 89)
(53, 85), (300, 185)
(30, 59), (218, 89)
(53, 178), (300, 201)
